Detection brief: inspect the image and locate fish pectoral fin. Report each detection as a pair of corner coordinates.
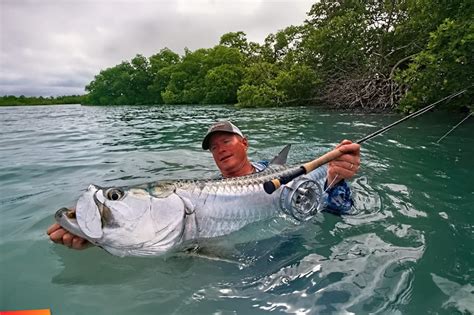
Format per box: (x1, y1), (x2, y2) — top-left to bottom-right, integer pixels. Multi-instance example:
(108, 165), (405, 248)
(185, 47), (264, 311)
(181, 241), (251, 267)
(180, 245), (244, 266)
(184, 251), (242, 265)
(179, 196), (195, 215)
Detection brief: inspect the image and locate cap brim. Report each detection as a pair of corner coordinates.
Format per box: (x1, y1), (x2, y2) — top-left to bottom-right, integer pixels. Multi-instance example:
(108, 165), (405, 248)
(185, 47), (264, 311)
(202, 131), (244, 150)
(202, 133), (213, 150)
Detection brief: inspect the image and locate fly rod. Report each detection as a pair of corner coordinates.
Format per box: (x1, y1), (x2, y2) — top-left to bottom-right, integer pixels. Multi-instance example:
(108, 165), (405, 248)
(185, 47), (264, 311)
(263, 89), (468, 194)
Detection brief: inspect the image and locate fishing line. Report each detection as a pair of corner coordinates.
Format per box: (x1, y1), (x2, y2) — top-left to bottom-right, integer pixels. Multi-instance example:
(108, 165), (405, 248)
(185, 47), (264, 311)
(436, 111), (472, 143)
(355, 89), (467, 144)
(324, 174), (339, 191)
(263, 89), (469, 194)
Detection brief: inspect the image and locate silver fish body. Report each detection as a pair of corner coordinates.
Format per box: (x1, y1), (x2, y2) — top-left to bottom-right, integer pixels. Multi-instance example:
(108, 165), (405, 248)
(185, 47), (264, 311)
(55, 164), (328, 257)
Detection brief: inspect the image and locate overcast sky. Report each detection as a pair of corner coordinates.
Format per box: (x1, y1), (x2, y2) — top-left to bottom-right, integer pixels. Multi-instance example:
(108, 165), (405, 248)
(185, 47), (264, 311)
(0, 0), (314, 97)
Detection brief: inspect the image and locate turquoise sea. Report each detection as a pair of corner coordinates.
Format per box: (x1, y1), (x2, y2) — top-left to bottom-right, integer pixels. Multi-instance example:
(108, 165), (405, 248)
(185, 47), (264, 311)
(0, 104), (472, 314)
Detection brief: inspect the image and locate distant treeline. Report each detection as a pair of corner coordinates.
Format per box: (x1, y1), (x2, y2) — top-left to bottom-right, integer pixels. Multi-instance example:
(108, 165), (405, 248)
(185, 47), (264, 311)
(0, 95), (85, 106)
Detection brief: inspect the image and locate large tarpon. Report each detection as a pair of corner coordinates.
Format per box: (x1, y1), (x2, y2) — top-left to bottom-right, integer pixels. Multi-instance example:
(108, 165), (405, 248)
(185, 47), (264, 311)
(55, 146), (329, 257)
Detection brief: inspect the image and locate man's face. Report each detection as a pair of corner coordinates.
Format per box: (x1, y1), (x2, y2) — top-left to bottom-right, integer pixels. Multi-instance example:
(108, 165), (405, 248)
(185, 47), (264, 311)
(209, 132), (249, 177)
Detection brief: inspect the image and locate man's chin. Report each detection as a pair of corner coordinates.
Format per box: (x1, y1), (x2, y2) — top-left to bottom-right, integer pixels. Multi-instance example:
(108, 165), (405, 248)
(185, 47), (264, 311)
(218, 162), (238, 175)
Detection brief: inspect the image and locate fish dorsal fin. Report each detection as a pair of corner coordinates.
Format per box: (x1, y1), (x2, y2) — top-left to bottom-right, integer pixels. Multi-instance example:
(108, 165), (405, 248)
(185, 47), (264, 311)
(269, 144), (291, 165)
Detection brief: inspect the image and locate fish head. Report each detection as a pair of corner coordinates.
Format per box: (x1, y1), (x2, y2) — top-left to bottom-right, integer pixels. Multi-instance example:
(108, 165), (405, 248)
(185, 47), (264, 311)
(55, 184), (187, 256)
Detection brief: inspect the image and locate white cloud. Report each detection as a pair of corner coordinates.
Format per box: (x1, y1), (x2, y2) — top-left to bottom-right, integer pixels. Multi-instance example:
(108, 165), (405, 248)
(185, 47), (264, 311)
(0, 0), (314, 96)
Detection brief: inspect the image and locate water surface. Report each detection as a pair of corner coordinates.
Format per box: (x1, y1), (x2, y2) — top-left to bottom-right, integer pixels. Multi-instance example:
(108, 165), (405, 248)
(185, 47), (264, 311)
(0, 104), (472, 314)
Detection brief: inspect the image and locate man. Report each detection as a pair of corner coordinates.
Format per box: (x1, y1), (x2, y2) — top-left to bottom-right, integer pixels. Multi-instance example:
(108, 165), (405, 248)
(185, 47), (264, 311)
(202, 121), (360, 213)
(47, 121), (360, 249)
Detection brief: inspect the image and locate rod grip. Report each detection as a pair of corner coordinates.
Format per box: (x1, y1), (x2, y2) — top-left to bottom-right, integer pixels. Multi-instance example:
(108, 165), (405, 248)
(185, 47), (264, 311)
(302, 148), (344, 173)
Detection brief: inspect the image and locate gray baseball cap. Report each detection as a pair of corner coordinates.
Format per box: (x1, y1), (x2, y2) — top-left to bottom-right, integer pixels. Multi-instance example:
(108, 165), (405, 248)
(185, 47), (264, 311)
(202, 121), (244, 150)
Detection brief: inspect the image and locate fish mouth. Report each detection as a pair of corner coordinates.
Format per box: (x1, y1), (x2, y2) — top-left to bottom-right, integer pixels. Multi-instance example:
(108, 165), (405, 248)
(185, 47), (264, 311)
(55, 207), (90, 240)
(55, 207), (76, 222)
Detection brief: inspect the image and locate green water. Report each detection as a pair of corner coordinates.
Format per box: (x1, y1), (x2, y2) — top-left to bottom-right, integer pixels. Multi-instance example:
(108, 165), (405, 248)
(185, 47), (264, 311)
(0, 104), (472, 314)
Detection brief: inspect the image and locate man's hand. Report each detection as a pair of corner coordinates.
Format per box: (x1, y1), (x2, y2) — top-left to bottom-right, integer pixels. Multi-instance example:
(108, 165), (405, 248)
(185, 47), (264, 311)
(327, 139), (361, 187)
(47, 223), (91, 250)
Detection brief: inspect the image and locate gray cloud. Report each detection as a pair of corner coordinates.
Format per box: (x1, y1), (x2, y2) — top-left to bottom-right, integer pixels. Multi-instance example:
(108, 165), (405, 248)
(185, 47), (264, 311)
(0, 0), (314, 96)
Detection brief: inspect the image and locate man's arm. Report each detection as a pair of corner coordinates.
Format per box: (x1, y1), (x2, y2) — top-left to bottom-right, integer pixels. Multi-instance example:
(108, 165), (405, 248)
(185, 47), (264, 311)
(324, 140), (361, 214)
(324, 180), (353, 214)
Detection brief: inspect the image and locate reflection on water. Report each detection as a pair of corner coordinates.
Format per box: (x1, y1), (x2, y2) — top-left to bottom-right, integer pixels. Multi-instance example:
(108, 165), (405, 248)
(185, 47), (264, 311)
(0, 104), (472, 314)
(431, 273), (474, 314)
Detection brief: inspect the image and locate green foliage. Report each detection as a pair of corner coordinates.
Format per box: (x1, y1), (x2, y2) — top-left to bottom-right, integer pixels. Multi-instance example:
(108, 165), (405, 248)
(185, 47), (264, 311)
(237, 84), (284, 108)
(204, 65), (243, 104)
(219, 32), (249, 56)
(396, 18), (474, 112)
(302, 9), (369, 76)
(206, 46), (243, 68)
(160, 46), (245, 104)
(236, 62), (320, 107)
(160, 48), (208, 104)
(148, 48), (180, 104)
(0, 95), (85, 106)
(85, 61), (135, 105)
(236, 62), (281, 107)
(241, 62), (279, 86)
(275, 64), (322, 103)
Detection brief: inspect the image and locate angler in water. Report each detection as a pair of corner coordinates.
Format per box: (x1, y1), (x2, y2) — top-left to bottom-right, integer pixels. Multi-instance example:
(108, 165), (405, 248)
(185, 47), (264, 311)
(47, 121), (360, 255)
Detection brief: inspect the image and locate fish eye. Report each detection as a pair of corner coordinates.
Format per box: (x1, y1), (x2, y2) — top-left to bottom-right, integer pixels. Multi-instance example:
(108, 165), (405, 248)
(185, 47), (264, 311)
(105, 188), (124, 201)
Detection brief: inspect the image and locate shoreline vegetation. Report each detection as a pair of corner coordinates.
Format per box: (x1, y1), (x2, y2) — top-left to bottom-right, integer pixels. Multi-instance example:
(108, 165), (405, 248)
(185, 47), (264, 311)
(0, 95), (85, 106)
(1, 1), (472, 112)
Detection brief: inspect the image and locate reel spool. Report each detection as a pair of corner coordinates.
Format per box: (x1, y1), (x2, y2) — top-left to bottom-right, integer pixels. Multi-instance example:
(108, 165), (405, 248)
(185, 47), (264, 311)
(279, 178), (323, 221)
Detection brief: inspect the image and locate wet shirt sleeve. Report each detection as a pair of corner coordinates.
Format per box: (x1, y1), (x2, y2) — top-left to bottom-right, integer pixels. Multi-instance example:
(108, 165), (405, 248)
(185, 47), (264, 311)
(323, 179), (353, 214)
(300, 165), (354, 215)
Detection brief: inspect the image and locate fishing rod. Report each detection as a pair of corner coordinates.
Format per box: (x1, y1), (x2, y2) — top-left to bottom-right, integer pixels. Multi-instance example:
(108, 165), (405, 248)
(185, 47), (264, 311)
(263, 89), (468, 194)
(436, 112), (472, 143)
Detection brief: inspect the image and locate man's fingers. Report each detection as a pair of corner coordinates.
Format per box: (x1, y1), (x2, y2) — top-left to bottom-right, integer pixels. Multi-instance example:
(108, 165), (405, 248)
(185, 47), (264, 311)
(329, 165), (357, 180)
(49, 228), (67, 243)
(335, 139), (353, 148)
(330, 156), (360, 167)
(72, 237), (89, 250)
(47, 220), (91, 250)
(46, 223), (61, 235)
(345, 160), (358, 170)
(333, 162), (359, 173)
(338, 143), (360, 154)
(328, 140), (361, 184)
(62, 233), (74, 247)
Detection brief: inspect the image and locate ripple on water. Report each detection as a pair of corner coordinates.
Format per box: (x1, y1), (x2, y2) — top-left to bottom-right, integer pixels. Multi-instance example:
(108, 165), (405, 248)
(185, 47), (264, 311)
(380, 183), (427, 218)
(185, 233), (425, 314)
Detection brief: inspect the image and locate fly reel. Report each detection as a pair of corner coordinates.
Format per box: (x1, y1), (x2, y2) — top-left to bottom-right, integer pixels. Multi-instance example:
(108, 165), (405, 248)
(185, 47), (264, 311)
(279, 178), (323, 221)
